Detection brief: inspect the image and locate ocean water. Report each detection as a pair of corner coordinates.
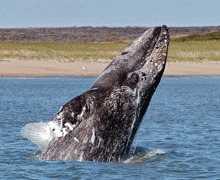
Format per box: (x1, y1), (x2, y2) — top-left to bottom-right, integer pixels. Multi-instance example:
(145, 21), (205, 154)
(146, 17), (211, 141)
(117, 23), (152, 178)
(0, 76), (220, 179)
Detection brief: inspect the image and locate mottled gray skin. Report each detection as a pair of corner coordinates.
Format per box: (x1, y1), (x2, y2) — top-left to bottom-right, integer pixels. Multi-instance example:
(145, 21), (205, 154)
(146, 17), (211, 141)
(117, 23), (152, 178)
(41, 26), (170, 162)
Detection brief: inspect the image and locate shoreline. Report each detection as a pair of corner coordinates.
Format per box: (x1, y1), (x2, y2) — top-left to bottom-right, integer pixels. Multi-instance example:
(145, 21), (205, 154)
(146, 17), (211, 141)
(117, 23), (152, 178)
(0, 60), (220, 77)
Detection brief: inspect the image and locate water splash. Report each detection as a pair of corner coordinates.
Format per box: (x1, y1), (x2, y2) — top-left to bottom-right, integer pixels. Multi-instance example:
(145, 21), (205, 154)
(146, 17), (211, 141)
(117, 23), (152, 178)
(21, 121), (62, 152)
(21, 118), (78, 153)
(123, 149), (166, 163)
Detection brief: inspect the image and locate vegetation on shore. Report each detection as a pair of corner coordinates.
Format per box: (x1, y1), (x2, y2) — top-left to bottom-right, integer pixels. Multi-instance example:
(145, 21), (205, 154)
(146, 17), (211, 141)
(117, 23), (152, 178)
(169, 31), (220, 61)
(0, 42), (127, 62)
(172, 31), (220, 42)
(0, 31), (220, 62)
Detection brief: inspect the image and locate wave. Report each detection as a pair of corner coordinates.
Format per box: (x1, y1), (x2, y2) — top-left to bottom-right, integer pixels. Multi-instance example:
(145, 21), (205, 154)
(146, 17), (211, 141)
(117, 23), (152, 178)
(124, 147), (166, 163)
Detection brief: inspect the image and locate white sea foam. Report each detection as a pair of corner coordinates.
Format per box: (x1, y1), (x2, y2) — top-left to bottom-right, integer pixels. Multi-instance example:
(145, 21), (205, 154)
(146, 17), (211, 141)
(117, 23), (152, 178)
(123, 149), (166, 163)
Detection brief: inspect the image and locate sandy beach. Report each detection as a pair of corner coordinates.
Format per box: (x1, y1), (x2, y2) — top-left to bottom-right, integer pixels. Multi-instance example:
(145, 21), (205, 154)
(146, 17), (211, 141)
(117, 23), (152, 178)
(0, 60), (220, 77)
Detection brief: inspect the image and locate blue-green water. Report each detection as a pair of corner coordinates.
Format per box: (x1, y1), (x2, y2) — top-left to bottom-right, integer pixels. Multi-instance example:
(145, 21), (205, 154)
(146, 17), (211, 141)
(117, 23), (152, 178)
(1, 77), (220, 179)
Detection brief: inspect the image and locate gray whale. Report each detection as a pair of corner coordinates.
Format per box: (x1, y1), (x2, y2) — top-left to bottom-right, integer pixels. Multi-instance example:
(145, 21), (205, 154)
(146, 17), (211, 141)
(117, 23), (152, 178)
(23, 25), (170, 162)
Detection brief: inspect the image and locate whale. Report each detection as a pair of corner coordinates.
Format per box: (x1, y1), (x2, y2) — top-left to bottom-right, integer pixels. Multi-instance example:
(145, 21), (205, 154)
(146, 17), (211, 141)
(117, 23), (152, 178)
(22, 25), (170, 162)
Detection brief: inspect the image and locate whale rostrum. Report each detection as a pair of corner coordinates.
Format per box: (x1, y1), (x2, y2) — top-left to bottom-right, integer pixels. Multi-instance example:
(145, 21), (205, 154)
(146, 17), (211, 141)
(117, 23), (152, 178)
(23, 26), (170, 162)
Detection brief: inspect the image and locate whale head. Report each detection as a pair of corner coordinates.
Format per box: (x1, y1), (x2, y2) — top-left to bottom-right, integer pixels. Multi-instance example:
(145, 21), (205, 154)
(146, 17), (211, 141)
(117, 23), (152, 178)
(92, 25), (169, 90)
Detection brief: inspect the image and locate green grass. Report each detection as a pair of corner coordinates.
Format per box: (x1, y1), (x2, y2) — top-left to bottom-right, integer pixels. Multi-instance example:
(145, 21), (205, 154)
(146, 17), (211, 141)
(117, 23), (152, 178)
(0, 31), (220, 62)
(169, 40), (220, 62)
(169, 31), (220, 61)
(0, 42), (128, 62)
(172, 31), (220, 42)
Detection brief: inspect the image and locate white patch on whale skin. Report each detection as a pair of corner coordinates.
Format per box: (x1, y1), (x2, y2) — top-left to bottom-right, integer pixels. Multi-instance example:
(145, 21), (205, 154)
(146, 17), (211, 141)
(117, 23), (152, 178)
(64, 122), (76, 131)
(56, 110), (65, 122)
(58, 106), (63, 112)
(71, 112), (75, 118)
(90, 128), (96, 144)
(77, 106), (86, 120)
(73, 137), (79, 143)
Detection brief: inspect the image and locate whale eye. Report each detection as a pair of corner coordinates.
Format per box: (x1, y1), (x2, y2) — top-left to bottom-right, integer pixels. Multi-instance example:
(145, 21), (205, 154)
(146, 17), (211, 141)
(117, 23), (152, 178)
(128, 72), (139, 84)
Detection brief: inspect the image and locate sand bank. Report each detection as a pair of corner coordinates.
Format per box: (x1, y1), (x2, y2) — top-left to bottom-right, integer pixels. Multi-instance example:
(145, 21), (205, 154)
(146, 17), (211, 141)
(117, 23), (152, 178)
(0, 60), (220, 77)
